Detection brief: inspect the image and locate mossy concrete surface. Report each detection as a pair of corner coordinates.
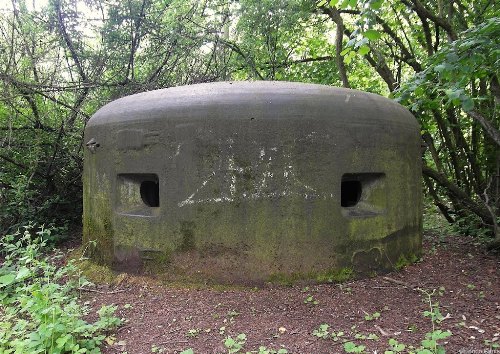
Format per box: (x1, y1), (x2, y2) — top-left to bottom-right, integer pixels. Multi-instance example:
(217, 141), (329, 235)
(83, 82), (422, 285)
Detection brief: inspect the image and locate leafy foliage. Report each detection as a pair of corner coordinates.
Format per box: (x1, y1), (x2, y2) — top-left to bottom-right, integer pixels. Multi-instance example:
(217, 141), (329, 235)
(397, 17), (499, 121)
(0, 224), (122, 353)
(0, 0), (233, 235)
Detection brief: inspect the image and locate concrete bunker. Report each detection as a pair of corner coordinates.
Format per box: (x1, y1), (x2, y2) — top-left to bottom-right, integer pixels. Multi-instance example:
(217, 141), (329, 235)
(83, 81), (422, 284)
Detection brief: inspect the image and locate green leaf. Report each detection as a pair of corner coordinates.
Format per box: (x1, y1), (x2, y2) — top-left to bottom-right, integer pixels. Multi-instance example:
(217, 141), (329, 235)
(431, 330), (452, 340)
(395, 343), (405, 351)
(417, 349), (433, 354)
(344, 342), (356, 352)
(370, 0), (384, 9)
(0, 273), (16, 287)
(339, 0), (352, 8)
(329, 0), (340, 6)
(55, 334), (70, 348)
(344, 341), (365, 353)
(461, 98), (474, 111)
(363, 30), (382, 40)
(317, 0), (327, 6)
(340, 48), (351, 56)
(344, 50), (356, 64)
(434, 64), (448, 73)
(421, 339), (436, 348)
(16, 266), (31, 280)
(180, 349), (194, 354)
(445, 88), (461, 100)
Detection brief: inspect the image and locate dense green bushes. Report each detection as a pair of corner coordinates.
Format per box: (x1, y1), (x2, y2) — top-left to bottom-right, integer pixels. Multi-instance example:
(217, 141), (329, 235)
(0, 225), (121, 353)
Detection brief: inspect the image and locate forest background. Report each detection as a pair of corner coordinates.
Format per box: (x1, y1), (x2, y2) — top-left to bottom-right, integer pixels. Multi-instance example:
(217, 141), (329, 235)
(0, 0), (498, 244)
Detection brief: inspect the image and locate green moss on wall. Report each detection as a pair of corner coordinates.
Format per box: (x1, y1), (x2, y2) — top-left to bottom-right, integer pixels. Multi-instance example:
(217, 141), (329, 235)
(268, 267), (354, 286)
(68, 247), (117, 284)
(395, 253), (419, 270)
(82, 168), (114, 265)
(179, 220), (196, 251)
(142, 249), (172, 273)
(315, 267), (354, 283)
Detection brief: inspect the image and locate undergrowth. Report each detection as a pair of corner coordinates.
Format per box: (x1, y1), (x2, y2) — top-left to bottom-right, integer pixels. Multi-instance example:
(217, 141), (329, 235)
(0, 224), (122, 353)
(309, 287), (452, 354)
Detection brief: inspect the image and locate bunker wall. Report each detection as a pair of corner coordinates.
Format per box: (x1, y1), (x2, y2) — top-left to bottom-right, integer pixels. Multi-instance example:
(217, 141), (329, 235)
(84, 119), (421, 283)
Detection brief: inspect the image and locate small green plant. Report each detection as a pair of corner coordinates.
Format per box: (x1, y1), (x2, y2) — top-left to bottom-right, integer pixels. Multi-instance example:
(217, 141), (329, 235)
(419, 330), (452, 352)
(221, 334), (288, 354)
(228, 310), (240, 323)
(304, 295), (319, 305)
(180, 349), (194, 354)
(419, 289), (452, 353)
(364, 311), (381, 321)
(385, 338), (406, 353)
(343, 341), (366, 353)
(437, 286), (446, 296)
(332, 331), (346, 342)
(485, 339), (500, 350)
(151, 344), (165, 353)
(224, 333), (247, 353)
(422, 303), (444, 324)
(309, 289), (452, 354)
(186, 328), (200, 338)
(395, 255), (410, 270)
(312, 324), (330, 339)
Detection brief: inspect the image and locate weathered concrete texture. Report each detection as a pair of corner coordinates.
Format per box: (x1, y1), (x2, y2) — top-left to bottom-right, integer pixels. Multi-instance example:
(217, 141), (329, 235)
(83, 81), (422, 284)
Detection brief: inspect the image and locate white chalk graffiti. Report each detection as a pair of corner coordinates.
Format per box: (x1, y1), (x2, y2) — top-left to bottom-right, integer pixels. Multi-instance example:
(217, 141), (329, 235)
(178, 138), (327, 207)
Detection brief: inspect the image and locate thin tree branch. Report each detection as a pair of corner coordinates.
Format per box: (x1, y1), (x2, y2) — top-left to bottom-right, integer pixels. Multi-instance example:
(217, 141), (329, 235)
(467, 110), (500, 146)
(54, 0), (87, 81)
(401, 0), (458, 41)
(423, 164), (493, 225)
(322, 6), (350, 88)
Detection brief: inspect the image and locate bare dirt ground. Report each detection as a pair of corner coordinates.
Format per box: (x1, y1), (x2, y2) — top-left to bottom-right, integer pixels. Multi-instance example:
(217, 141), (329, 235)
(82, 233), (499, 354)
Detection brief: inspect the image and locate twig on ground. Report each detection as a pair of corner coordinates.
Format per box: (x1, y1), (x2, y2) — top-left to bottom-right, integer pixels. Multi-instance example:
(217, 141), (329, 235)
(375, 324), (390, 336)
(79, 287), (127, 294)
(158, 339), (189, 344)
(382, 276), (419, 290)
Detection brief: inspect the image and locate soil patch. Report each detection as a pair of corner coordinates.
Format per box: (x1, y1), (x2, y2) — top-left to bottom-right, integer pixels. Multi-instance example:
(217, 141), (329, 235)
(81, 233), (499, 353)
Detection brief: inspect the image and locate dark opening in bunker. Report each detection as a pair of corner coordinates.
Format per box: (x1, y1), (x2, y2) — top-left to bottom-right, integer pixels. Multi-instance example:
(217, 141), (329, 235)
(341, 180), (362, 207)
(140, 180), (159, 207)
(341, 173), (387, 217)
(116, 173), (160, 216)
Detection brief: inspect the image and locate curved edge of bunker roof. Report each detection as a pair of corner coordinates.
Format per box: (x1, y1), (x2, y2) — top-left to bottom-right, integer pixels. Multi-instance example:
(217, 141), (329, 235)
(86, 81), (417, 128)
